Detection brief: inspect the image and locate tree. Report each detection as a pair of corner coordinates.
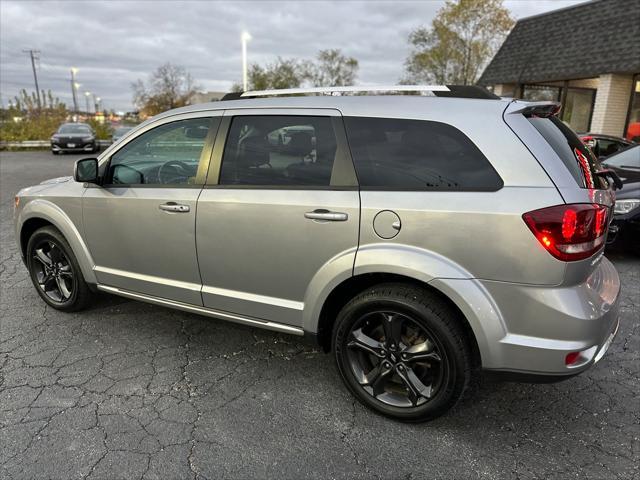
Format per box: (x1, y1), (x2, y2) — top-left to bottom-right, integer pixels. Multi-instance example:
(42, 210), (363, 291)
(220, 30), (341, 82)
(132, 63), (197, 116)
(404, 0), (514, 85)
(305, 49), (358, 87)
(232, 57), (307, 92)
(233, 48), (359, 91)
(0, 89), (68, 141)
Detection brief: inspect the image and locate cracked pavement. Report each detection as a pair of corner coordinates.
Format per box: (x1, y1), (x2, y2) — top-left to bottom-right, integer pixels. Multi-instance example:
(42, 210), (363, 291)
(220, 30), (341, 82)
(1, 151), (639, 479)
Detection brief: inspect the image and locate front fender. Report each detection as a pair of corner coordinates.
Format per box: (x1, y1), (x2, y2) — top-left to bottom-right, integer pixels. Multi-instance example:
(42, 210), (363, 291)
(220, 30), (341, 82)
(17, 199), (97, 284)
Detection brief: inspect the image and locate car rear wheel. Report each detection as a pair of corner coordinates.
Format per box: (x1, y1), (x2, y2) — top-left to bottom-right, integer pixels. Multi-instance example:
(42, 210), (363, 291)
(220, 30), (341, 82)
(26, 226), (92, 312)
(332, 283), (472, 422)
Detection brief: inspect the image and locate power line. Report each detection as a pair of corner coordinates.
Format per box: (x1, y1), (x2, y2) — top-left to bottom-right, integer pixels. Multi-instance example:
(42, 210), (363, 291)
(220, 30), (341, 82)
(22, 49), (41, 109)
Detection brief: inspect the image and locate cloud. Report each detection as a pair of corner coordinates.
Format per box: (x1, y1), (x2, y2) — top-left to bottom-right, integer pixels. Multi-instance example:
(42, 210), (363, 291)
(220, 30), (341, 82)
(0, 0), (586, 111)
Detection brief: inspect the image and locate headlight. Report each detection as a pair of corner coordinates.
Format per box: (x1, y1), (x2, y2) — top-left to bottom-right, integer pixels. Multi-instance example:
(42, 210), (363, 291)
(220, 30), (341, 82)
(614, 199), (640, 215)
(83, 135), (95, 141)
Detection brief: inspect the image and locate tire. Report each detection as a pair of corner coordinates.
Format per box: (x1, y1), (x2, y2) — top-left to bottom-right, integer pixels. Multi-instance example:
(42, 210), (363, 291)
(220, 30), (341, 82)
(51, 150), (58, 155)
(26, 226), (93, 312)
(332, 283), (472, 422)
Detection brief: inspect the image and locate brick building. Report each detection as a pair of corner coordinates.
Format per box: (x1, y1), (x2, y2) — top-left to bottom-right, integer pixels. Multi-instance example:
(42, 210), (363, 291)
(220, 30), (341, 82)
(479, 0), (640, 140)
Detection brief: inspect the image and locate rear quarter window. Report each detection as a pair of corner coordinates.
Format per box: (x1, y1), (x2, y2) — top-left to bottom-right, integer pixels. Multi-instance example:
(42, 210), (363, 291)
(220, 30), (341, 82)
(344, 117), (502, 190)
(527, 116), (606, 189)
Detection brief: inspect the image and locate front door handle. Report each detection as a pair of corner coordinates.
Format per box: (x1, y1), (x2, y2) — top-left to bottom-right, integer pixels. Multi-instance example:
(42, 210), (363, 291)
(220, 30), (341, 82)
(304, 209), (348, 222)
(159, 202), (190, 213)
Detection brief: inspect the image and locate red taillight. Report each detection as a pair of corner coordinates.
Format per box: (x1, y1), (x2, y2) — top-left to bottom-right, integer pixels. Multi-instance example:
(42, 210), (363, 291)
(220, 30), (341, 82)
(574, 148), (595, 188)
(522, 203), (608, 261)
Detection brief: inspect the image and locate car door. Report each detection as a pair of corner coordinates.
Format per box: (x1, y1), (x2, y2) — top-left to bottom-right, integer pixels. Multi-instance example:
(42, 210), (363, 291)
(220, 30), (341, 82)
(196, 109), (360, 327)
(82, 112), (221, 305)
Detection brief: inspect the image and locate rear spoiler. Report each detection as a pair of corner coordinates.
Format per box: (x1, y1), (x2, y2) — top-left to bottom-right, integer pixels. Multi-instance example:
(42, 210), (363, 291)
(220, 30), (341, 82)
(507, 101), (561, 118)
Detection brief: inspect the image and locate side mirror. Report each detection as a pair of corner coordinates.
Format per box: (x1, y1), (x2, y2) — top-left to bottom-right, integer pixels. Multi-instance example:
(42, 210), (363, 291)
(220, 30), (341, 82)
(74, 158), (99, 183)
(595, 168), (623, 190)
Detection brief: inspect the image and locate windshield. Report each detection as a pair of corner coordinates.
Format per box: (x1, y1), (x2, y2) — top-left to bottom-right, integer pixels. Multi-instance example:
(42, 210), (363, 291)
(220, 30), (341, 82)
(58, 124), (92, 134)
(603, 145), (640, 169)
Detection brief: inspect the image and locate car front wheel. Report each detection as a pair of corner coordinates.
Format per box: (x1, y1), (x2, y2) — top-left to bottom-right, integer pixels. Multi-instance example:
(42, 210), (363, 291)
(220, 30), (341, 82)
(26, 226), (92, 311)
(332, 283), (472, 422)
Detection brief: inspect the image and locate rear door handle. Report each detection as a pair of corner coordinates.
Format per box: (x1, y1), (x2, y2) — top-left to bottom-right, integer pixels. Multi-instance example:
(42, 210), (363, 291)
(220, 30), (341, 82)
(159, 202), (190, 213)
(304, 209), (348, 222)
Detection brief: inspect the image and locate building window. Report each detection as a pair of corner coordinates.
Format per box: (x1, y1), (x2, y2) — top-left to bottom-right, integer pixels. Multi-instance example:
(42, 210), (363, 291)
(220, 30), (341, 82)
(625, 75), (640, 142)
(522, 85), (561, 102)
(522, 84), (596, 133)
(561, 88), (595, 133)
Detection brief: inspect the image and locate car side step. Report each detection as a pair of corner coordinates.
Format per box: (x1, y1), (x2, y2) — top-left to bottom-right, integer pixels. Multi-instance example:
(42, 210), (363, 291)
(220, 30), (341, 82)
(97, 284), (304, 336)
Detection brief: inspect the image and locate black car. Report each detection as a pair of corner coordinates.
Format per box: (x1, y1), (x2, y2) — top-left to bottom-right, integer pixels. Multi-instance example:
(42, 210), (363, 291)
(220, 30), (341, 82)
(602, 144), (640, 248)
(51, 123), (98, 155)
(579, 133), (634, 159)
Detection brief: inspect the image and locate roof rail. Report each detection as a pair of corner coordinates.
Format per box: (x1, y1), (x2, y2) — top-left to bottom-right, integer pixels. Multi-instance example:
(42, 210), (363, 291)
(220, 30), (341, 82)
(220, 84), (499, 101)
(242, 85), (450, 97)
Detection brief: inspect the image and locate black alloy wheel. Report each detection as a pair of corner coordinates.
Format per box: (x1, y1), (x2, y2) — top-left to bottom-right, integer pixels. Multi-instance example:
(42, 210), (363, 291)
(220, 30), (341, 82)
(26, 226), (92, 311)
(346, 310), (445, 408)
(333, 284), (471, 422)
(31, 239), (75, 303)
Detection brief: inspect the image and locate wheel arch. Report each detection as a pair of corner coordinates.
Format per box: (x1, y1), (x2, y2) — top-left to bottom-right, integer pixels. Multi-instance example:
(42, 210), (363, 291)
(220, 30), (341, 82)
(17, 200), (97, 284)
(313, 272), (485, 369)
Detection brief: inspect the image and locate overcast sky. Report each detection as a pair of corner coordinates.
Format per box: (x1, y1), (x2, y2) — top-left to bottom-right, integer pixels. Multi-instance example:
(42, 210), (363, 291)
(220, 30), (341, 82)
(1, 0), (587, 111)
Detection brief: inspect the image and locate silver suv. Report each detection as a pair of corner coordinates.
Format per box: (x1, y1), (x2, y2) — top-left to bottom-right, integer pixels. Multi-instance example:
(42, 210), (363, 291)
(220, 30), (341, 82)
(14, 86), (621, 422)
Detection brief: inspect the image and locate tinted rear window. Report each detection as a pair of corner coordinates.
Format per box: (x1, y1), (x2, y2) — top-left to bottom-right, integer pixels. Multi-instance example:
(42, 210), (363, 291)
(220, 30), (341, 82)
(344, 117), (502, 190)
(527, 116), (606, 189)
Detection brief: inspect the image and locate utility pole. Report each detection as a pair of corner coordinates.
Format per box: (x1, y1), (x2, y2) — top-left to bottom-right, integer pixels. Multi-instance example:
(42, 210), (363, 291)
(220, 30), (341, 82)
(70, 68), (79, 112)
(23, 49), (41, 109)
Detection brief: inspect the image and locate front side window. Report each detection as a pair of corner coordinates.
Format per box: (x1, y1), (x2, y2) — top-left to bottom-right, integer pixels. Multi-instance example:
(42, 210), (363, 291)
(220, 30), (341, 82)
(344, 117), (502, 190)
(107, 117), (213, 185)
(219, 116), (337, 186)
(595, 138), (629, 158)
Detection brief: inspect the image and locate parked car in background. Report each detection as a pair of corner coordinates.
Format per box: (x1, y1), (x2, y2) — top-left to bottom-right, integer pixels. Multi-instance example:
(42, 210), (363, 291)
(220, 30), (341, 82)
(15, 86), (621, 422)
(602, 144), (640, 248)
(51, 123), (98, 155)
(111, 125), (134, 143)
(579, 133), (634, 159)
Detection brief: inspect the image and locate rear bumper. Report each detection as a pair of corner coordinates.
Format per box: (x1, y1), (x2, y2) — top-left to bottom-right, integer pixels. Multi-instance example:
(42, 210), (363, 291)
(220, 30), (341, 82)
(478, 256), (621, 378)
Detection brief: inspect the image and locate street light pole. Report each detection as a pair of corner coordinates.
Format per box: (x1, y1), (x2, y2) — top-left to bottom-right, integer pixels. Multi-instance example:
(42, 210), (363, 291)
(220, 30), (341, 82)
(70, 68), (79, 112)
(241, 31), (251, 92)
(84, 91), (91, 114)
(23, 49), (41, 109)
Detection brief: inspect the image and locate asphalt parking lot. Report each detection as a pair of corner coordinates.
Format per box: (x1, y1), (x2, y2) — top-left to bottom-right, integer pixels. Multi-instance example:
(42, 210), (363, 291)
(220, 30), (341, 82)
(1, 150), (638, 480)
